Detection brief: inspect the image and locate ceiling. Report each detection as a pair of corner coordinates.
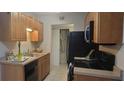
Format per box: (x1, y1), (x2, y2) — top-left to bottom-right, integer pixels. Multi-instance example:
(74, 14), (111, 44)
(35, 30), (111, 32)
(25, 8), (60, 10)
(25, 12), (87, 17)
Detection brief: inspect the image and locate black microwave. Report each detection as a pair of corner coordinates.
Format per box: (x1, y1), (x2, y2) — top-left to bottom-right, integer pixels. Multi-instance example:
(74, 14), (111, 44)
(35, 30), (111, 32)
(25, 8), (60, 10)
(84, 21), (94, 43)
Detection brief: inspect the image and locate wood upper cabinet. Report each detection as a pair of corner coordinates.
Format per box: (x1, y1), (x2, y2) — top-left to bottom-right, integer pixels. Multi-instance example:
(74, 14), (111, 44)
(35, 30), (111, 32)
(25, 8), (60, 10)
(84, 12), (95, 27)
(26, 16), (34, 30)
(84, 12), (123, 44)
(0, 12), (27, 41)
(31, 19), (43, 42)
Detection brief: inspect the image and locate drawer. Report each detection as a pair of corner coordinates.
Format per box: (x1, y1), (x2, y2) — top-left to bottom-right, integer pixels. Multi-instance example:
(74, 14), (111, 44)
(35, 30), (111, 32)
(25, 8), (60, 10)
(74, 74), (112, 81)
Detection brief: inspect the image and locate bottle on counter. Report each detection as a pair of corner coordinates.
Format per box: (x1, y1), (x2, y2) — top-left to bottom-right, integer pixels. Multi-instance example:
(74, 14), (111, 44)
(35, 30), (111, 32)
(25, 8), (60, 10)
(17, 41), (22, 61)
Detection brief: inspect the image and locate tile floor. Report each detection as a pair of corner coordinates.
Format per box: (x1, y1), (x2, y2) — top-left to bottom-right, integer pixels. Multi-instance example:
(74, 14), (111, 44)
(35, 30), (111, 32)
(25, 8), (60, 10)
(44, 63), (67, 81)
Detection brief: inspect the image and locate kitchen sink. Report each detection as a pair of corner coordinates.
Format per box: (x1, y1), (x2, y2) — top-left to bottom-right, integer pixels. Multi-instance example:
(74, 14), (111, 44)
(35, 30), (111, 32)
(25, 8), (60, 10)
(7, 56), (30, 62)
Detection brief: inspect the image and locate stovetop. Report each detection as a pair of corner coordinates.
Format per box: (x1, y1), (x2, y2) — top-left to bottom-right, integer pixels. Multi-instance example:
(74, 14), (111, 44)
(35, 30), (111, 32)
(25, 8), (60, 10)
(73, 50), (115, 71)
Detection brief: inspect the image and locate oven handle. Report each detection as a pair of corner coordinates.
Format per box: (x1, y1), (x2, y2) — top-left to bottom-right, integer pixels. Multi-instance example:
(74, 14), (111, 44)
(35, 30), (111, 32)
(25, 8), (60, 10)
(67, 62), (74, 81)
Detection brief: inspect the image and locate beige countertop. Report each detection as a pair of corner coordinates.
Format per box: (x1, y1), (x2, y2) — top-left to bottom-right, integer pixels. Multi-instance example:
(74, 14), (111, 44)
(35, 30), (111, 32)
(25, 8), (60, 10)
(0, 52), (49, 66)
(74, 66), (122, 80)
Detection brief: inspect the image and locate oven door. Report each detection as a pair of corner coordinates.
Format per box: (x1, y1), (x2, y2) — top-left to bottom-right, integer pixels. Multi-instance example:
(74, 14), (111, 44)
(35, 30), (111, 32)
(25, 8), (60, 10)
(25, 61), (38, 81)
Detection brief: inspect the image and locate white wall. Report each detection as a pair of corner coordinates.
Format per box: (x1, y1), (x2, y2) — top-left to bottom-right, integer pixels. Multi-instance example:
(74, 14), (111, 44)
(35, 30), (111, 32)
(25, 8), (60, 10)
(0, 42), (8, 80)
(116, 45), (124, 69)
(116, 18), (124, 80)
(38, 13), (86, 66)
(38, 13), (86, 52)
(51, 28), (60, 66)
(23, 12), (86, 53)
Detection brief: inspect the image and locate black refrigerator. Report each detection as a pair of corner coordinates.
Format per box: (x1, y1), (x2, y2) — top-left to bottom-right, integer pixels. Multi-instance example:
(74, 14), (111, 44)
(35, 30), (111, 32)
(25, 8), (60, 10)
(67, 31), (93, 65)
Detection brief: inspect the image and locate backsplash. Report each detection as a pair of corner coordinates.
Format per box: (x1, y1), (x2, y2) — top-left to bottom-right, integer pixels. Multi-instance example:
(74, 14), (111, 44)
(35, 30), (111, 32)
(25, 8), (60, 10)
(0, 42), (8, 57)
(0, 41), (32, 58)
(0, 32), (43, 58)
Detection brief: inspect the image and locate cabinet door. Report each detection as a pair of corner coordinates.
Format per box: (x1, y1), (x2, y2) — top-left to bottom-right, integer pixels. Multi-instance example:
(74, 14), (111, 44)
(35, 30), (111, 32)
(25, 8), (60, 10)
(31, 21), (43, 42)
(43, 54), (50, 77)
(1, 64), (25, 81)
(38, 60), (42, 80)
(31, 19), (38, 41)
(38, 54), (50, 80)
(0, 12), (11, 41)
(26, 16), (34, 30)
(33, 19), (39, 30)
(37, 22), (43, 42)
(111, 13), (123, 43)
(94, 13), (112, 43)
(38, 57), (46, 80)
(40, 60), (46, 80)
(84, 12), (94, 27)
(38, 58), (43, 80)
(19, 13), (27, 41)
(11, 13), (27, 41)
(31, 30), (39, 41)
(90, 12), (123, 44)
(46, 54), (50, 75)
(11, 12), (19, 41)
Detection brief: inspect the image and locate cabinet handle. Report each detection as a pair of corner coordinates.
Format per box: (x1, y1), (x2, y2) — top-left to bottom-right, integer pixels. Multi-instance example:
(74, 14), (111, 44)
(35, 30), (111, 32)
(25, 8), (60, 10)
(84, 25), (89, 43)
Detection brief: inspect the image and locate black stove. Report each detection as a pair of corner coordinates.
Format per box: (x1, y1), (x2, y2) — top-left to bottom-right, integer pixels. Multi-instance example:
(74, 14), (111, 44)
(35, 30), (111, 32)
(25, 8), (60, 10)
(67, 50), (115, 81)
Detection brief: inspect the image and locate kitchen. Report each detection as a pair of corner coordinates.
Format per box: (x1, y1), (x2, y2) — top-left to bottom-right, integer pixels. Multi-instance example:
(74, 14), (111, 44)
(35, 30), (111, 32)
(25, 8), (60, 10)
(0, 12), (124, 81)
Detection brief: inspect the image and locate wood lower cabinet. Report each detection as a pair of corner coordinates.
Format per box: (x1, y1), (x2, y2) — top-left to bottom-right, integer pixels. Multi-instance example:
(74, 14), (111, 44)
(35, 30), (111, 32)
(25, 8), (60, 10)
(1, 64), (25, 81)
(0, 53), (50, 81)
(0, 12), (27, 41)
(38, 53), (50, 80)
(74, 74), (114, 81)
(84, 12), (123, 44)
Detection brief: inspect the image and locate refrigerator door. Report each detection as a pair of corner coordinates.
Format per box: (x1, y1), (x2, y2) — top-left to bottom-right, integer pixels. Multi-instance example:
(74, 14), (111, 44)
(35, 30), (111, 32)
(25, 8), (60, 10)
(67, 31), (92, 64)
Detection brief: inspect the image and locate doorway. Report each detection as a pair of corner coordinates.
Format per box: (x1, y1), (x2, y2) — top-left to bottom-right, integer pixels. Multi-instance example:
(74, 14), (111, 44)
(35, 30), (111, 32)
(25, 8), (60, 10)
(60, 29), (69, 64)
(51, 24), (74, 66)
(46, 24), (73, 81)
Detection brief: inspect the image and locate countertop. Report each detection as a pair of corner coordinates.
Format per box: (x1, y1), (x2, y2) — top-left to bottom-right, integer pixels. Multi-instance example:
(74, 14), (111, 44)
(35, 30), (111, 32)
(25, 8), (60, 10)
(74, 66), (122, 80)
(0, 52), (49, 66)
